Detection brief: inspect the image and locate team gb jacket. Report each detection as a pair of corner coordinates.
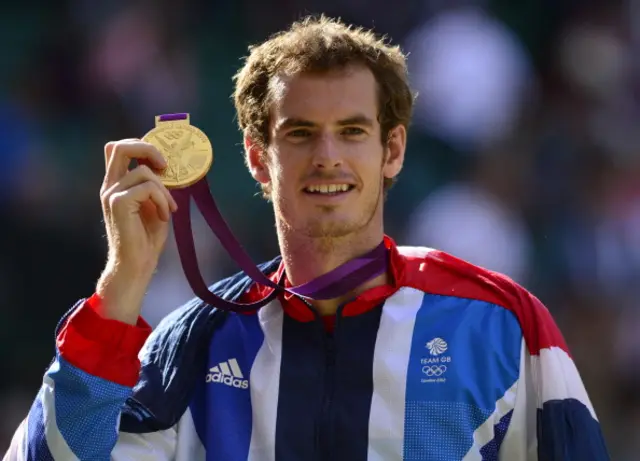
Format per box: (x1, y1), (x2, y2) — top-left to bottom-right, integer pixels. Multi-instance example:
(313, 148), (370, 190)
(4, 236), (610, 460)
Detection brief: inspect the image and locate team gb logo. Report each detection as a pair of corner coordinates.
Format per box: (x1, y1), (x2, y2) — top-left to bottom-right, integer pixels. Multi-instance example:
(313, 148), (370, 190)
(426, 338), (448, 356)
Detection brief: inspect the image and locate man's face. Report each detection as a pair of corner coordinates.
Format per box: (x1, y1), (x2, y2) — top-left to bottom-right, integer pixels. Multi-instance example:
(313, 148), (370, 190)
(247, 65), (405, 239)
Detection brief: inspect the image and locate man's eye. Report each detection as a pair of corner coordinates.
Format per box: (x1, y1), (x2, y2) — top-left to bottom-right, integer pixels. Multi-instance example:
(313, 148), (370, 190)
(342, 127), (366, 136)
(288, 129), (312, 138)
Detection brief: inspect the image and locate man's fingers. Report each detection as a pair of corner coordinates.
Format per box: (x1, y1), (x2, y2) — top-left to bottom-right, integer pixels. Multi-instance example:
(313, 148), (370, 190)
(104, 139), (140, 168)
(103, 140), (168, 190)
(102, 165), (178, 212)
(109, 181), (172, 222)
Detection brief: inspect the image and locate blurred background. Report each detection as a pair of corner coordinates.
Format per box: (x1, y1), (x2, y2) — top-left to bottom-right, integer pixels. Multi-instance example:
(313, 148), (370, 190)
(0, 0), (638, 457)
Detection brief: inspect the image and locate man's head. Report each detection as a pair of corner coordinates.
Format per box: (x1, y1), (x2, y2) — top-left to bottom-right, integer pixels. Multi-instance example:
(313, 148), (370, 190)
(233, 16), (414, 240)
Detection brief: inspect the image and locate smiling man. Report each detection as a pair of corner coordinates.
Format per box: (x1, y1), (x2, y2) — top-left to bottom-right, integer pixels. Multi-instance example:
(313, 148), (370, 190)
(5, 16), (609, 461)
(246, 62), (406, 318)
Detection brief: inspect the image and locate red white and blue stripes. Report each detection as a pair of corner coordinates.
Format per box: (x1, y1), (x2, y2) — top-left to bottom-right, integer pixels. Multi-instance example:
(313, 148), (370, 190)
(5, 241), (610, 460)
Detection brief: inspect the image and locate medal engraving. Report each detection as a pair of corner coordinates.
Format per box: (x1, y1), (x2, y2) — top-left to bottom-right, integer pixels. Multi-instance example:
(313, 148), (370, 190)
(142, 115), (213, 189)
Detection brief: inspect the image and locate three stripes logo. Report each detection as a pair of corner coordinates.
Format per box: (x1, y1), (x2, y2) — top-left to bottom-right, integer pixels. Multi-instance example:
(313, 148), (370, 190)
(206, 358), (249, 389)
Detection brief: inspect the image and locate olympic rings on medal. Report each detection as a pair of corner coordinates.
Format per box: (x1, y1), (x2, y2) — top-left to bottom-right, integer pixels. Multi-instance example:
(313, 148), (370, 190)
(422, 365), (447, 377)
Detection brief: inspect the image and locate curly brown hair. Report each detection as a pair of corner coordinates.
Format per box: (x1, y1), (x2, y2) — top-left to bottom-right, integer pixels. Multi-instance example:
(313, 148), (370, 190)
(232, 15), (416, 192)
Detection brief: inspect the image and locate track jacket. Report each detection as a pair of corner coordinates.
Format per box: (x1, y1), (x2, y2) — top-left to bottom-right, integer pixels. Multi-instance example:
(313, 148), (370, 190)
(4, 237), (610, 460)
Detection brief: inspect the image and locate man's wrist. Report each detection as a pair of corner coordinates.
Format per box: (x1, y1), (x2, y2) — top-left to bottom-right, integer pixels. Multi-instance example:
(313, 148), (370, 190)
(95, 266), (152, 325)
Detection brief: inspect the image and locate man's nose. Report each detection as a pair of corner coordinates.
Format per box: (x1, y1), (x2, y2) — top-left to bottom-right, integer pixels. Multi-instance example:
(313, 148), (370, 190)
(312, 133), (343, 169)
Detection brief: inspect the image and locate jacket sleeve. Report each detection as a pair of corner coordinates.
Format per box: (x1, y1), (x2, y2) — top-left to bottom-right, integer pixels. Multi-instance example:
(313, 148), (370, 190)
(530, 343), (610, 461)
(499, 293), (610, 460)
(2, 295), (178, 461)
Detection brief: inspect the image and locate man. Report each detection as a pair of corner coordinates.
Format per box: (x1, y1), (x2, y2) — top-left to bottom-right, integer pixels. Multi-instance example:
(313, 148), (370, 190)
(5, 16), (609, 461)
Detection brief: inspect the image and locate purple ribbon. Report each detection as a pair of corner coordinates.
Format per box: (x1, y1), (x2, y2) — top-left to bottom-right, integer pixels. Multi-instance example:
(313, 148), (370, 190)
(162, 113), (389, 311)
(159, 113), (189, 122)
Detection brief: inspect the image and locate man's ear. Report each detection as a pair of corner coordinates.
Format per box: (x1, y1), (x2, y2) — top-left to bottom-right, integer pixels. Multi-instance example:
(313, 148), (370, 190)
(245, 135), (270, 185)
(382, 124), (406, 180)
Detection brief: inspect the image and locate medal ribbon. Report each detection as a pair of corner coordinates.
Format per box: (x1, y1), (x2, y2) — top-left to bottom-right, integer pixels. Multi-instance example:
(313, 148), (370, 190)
(160, 113), (389, 312)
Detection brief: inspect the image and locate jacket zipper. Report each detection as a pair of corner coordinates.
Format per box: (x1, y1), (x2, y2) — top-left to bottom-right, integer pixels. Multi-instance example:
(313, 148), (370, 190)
(316, 315), (340, 460)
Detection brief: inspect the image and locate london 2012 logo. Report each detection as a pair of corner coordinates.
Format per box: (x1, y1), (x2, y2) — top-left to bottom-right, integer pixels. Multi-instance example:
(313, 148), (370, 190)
(421, 337), (451, 384)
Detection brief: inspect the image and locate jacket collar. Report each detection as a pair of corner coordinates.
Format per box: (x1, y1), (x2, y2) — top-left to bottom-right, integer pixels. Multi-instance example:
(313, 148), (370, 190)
(245, 235), (406, 322)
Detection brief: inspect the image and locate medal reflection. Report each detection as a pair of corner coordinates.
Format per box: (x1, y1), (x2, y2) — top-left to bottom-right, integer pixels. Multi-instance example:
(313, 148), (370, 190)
(142, 113), (214, 189)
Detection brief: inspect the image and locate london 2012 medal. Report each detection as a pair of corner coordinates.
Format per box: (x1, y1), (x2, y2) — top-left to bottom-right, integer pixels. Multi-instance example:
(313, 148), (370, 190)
(142, 113), (213, 189)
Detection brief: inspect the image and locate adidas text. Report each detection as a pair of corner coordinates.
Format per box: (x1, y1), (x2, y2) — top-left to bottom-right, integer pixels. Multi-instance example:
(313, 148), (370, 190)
(206, 358), (249, 389)
(206, 372), (249, 389)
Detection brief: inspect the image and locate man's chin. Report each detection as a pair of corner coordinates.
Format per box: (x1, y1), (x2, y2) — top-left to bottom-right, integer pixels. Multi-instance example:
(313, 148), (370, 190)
(301, 220), (360, 239)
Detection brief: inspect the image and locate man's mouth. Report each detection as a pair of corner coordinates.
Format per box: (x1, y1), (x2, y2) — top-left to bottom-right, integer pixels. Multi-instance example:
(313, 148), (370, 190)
(303, 184), (355, 195)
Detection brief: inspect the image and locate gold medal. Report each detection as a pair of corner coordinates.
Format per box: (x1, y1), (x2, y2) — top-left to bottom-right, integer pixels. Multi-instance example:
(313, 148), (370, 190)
(142, 113), (213, 189)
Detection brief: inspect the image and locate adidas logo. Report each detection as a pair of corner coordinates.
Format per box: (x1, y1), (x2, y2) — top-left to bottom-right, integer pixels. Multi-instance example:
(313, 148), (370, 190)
(206, 358), (249, 389)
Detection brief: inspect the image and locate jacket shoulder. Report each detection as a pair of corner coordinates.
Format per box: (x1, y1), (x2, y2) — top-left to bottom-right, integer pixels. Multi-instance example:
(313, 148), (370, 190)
(398, 245), (568, 357)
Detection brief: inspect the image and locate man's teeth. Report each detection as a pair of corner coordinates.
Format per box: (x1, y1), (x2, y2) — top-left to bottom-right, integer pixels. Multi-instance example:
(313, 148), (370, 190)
(306, 184), (351, 194)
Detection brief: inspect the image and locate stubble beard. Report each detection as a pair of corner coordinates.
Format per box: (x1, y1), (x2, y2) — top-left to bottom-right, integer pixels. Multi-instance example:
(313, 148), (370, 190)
(274, 176), (384, 254)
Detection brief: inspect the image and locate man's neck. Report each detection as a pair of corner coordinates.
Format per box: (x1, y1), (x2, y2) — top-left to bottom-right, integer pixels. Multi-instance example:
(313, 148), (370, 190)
(278, 229), (388, 317)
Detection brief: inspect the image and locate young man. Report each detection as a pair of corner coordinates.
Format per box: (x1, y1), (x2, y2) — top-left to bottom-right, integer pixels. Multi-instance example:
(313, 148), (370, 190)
(5, 16), (609, 461)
